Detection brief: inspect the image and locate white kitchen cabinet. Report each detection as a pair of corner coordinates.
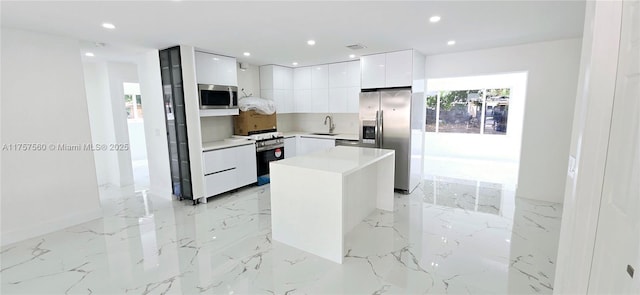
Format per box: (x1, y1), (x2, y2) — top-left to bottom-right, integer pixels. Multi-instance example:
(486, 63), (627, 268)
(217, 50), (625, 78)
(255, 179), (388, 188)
(361, 53), (386, 89)
(385, 50), (413, 88)
(260, 66), (274, 90)
(346, 61), (360, 87)
(311, 88), (329, 113)
(297, 137), (335, 156)
(202, 144), (257, 197)
(274, 89), (294, 114)
(310, 65), (328, 113)
(260, 65), (294, 114)
(294, 89), (312, 113)
(329, 62), (348, 88)
(235, 144), (257, 187)
(284, 137), (297, 158)
(311, 65), (329, 89)
(203, 147), (236, 175)
(346, 86), (360, 113)
(195, 51), (238, 86)
(293, 67), (312, 89)
(327, 61), (361, 113)
(361, 50), (418, 89)
(274, 66), (293, 89)
(294, 61), (360, 114)
(204, 169), (237, 197)
(328, 87), (347, 113)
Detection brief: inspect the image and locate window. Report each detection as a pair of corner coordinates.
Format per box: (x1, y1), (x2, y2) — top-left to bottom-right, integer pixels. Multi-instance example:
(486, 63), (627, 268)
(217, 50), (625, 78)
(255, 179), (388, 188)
(426, 88), (510, 135)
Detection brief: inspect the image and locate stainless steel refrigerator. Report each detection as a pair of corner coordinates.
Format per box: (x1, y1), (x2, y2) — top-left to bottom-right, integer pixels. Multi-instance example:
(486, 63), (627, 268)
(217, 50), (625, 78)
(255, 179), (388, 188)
(359, 88), (425, 193)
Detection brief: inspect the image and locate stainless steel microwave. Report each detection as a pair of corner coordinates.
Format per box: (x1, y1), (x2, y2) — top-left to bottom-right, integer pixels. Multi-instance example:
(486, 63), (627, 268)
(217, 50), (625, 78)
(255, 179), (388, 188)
(198, 84), (238, 109)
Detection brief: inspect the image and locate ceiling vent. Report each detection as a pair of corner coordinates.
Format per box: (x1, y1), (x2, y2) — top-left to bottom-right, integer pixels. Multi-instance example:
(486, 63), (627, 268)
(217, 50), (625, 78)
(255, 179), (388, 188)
(346, 44), (366, 50)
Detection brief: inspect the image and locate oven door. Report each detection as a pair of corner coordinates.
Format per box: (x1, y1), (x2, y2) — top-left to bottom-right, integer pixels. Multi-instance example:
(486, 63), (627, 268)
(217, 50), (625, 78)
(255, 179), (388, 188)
(199, 84), (238, 109)
(256, 146), (285, 177)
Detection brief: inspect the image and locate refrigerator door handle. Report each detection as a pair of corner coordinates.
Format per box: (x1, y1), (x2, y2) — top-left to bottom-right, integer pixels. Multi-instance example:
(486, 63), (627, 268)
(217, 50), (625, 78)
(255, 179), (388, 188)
(379, 110), (384, 147)
(375, 110), (380, 146)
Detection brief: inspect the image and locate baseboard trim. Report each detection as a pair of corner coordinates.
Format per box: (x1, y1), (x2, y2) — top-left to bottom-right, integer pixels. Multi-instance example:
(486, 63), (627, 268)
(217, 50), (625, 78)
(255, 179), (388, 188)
(1, 208), (103, 247)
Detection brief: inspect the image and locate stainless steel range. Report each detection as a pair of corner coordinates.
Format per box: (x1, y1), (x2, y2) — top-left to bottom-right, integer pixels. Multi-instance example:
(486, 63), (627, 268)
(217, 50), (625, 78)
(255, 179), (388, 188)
(235, 132), (285, 177)
(255, 136), (284, 177)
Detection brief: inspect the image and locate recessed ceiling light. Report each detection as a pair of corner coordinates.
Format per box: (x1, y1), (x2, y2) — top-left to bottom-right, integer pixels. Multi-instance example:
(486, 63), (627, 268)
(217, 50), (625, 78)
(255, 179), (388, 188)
(292, 62), (298, 66)
(307, 40), (316, 46)
(85, 52), (95, 57)
(447, 40), (456, 46)
(349, 54), (356, 59)
(212, 57), (219, 61)
(429, 16), (441, 23)
(102, 23), (116, 29)
(243, 52), (251, 56)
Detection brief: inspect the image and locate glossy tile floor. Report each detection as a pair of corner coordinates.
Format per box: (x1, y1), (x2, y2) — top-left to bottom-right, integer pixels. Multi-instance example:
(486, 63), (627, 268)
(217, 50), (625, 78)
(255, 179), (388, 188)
(1, 176), (562, 294)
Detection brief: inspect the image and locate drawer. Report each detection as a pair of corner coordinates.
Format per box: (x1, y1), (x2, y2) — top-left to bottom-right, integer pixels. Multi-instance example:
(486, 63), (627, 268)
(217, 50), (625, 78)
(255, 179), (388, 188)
(203, 148), (236, 174)
(204, 168), (237, 197)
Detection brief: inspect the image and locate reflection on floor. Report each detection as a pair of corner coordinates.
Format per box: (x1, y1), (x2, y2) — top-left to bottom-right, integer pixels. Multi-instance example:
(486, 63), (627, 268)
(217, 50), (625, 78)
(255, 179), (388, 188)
(0, 177), (562, 294)
(424, 156), (519, 191)
(131, 159), (150, 191)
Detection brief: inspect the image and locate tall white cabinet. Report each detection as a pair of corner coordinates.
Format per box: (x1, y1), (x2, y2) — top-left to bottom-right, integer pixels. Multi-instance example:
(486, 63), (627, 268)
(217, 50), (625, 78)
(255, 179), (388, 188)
(260, 65), (294, 113)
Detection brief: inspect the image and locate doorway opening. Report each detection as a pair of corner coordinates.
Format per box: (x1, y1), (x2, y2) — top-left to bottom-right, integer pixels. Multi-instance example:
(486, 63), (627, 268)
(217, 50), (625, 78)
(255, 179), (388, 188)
(123, 82), (149, 191)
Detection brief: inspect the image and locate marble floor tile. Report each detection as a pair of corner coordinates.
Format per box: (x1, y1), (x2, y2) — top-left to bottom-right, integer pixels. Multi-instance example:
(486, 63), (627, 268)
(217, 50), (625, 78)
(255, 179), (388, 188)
(1, 177), (562, 294)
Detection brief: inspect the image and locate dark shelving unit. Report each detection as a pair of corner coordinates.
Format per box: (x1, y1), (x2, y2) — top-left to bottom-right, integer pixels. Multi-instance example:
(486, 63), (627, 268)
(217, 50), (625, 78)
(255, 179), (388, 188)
(159, 46), (193, 201)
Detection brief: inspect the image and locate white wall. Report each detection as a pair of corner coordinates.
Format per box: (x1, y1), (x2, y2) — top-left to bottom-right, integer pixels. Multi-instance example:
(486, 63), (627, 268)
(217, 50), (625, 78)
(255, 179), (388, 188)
(1, 28), (102, 246)
(83, 62), (116, 186)
(83, 61), (139, 187)
(425, 72), (528, 163)
(136, 50), (172, 198)
(201, 116), (234, 142)
(425, 39), (582, 203)
(554, 1), (623, 293)
(106, 62), (138, 187)
(127, 121), (147, 161)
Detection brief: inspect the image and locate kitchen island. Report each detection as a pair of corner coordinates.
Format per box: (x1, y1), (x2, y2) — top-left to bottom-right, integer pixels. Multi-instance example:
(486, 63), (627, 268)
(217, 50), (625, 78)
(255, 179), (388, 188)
(269, 146), (395, 263)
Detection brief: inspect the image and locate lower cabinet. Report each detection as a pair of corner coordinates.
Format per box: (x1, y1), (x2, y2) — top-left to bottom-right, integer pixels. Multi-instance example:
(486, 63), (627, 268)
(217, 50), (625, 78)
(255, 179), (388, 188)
(297, 137), (335, 156)
(284, 137), (297, 158)
(203, 144), (257, 197)
(204, 169), (237, 197)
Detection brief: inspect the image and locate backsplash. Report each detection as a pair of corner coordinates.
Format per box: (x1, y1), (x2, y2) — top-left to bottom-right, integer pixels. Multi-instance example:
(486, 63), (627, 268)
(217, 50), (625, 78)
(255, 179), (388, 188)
(277, 113), (359, 134)
(201, 116), (233, 142)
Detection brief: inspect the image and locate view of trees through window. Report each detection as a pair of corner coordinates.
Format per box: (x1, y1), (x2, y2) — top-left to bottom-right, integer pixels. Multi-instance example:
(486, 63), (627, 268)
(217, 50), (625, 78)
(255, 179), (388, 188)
(426, 88), (510, 135)
(125, 94), (143, 120)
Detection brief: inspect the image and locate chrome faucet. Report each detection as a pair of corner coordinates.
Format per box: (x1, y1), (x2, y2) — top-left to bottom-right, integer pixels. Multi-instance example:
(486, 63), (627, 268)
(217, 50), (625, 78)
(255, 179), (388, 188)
(324, 115), (335, 134)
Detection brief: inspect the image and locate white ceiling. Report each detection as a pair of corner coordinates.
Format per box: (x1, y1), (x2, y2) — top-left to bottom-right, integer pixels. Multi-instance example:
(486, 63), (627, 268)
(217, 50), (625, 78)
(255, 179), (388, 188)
(1, 1), (586, 66)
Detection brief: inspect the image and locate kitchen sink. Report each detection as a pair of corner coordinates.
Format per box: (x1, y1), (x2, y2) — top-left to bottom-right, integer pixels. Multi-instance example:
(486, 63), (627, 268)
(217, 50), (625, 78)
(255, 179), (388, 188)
(311, 132), (338, 136)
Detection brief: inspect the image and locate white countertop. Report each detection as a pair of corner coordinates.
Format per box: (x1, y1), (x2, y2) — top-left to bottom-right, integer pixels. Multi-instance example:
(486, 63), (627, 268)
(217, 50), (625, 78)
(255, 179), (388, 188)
(281, 131), (358, 141)
(203, 131), (358, 152)
(271, 146), (394, 175)
(202, 138), (255, 152)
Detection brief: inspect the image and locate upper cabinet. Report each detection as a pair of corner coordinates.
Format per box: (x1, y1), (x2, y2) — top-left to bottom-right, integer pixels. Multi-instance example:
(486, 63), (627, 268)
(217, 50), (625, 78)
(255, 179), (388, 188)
(328, 61), (360, 113)
(361, 50), (423, 90)
(311, 65), (329, 89)
(264, 60), (362, 115)
(361, 53), (386, 89)
(260, 65), (294, 114)
(195, 51), (238, 86)
(385, 50), (413, 87)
